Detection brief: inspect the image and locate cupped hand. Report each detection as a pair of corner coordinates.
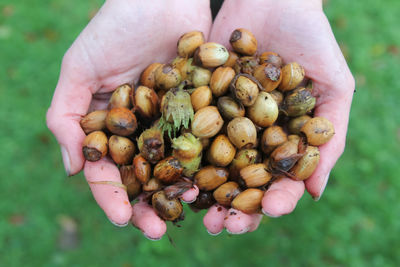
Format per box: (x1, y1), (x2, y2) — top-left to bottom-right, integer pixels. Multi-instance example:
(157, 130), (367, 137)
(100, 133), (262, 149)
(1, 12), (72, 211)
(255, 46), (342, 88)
(204, 0), (355, 235)
(46, 0), (211, 239)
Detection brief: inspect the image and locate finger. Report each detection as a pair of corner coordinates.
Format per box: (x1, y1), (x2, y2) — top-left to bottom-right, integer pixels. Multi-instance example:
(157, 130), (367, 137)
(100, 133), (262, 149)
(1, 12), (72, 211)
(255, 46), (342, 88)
(131, 198), (167, 241)
(84, 157), (132, 226)
(203, 204), (228, 235)
(262, 178), (305, 217)
(224, 209), (263, 235)
(46, 51), (98, 176)
(180, 185), (199, 203)
(305, 76), (354, 200)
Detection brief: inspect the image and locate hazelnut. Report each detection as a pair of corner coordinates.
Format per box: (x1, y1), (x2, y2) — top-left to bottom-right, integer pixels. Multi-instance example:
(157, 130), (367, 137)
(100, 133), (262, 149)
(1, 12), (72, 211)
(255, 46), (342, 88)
(190, 86), (212, 112)
(140, 63), (162, 89)
(154, 64), (182, 90)
(229, 28), (257, 56)
(171, 57), (195, 80)
(177, 31), (205, 58)
(191, 106), (224, 138)
(210, 67), (236, 97)
(230, 74), (261, 107)
(213, 182), (241, 206)
(172, 133), (203, 177)
(194, 166), (229, 191)
(105, 107), (137, 136)
(239, 163), (272, 188)
(229, 149), (261, 181)
(247, 92), (279, 127)
(288, 115), (312, 135)
(290, 146), (320, 180)
(207, 134), (236, 167)
(231, 188), (264, 214)
(120, 165), (141, 200)
(108, 84), (132, 109)
(282, 87), (316, 117)
(137, 125), (164, 164)
(190, 191), (215, 210)
(217, 96), (245, 121)
(190, 67), (212, 88)
(133, 155), (151, 184)
(223, 51), (239, 68)
(108, 135), (135, 165)
(253, 63), (282, 92)
(301, 117), (335, 146)
(80, 110), (108, 134)
(82, 131), (108, 162)
(194, 42), (229, 68)
(269, 90), (284, 106)
(259, 52), (283, 68)
(233, 56), (259, 75)
(279, 62), (305, 91)
(261, 126), (288, 154)
(227, 117), (257, 149)
(153, 156), (183, 184)
(152, 191), (183, 221)
(142, 178), (162, 192)
(133, 85), (159, 120)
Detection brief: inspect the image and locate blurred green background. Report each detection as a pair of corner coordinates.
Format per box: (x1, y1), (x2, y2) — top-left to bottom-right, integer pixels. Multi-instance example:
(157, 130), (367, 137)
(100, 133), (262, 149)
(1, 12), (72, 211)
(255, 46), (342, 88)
(1, 0), (400, 266)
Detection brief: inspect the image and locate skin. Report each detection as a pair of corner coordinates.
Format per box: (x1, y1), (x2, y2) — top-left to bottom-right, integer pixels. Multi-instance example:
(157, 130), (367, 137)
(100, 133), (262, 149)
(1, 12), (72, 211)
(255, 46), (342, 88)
(47, 0), (354, 238)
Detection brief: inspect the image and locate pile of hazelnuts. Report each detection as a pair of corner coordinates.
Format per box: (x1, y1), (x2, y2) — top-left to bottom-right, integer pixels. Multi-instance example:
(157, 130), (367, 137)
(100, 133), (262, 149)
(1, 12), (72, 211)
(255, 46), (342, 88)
(80, 28), (335, 223)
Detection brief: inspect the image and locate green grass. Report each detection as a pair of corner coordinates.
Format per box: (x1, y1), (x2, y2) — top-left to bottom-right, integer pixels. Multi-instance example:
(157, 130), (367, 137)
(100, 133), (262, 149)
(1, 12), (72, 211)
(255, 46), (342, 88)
(1, 0), (400, 266)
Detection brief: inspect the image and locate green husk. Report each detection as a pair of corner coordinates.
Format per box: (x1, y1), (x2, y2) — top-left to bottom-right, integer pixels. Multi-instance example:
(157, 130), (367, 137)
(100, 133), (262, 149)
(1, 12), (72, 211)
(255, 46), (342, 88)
(172, 133), (202, 177)
(159, 84), (194, 137)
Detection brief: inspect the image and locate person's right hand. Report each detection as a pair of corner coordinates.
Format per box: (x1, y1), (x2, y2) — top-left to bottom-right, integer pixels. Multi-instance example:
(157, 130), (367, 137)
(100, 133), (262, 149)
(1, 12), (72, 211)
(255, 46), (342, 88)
(46, 0), (211, 240)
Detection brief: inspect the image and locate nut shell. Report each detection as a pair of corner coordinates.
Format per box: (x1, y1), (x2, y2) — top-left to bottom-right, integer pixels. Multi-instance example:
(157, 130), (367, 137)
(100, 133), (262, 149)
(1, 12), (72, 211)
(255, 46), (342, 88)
(282, 87), (316, 117)
(279, 62), (305, 91)
(210, 67), (236, 97)
(288, 115), (311, 135)
(261, 126), (288, 154)
(155, 64), (182, 90)
(152, 191), (183, 221)
(247, 91), (279, 127)
(259, 52), (283, 68)
(140, 63), (162, 89)
(105, 107), (137, 136)
(290, 146), (320, 180)
(194, 42), (229, 68)
(80, 110), (108, 134)
(120, 165), (141, 200)
(133, 85), (159, 120)
(191, 106), (224, 138)
(229, 149), (261, 181)
(223, 51), (239, 68)
(231, 188), (264, 214)
(230, 74), (261, 107)
(229, 28), (257, 56)
(133, 155), (151, 184)
(207, 134), (236, 167)
(142, 178), (162, 192)
(253, 63), (282, 92)
(82, 131), (108, 162)
(227, 117), (257, 149)
(190, 191), (215, 210)
(213, 182), (241, 206)
(190, 86), (212, 112)
(177, 31), (205, 57)
(153, 156), (183, 184)
(239, 163), (272, 188)
(108, 84), (132, 109)
(217, 96), (245, 121)
(108, 135), (135, 165)
(194, 166), (229, 191)
(301, 117), (335, 146)
(190, 67), (212, 88)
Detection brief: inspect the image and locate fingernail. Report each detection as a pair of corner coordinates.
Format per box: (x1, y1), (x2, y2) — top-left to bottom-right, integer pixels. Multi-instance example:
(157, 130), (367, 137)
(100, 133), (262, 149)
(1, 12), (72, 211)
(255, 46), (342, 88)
(61, 146), (71, 176)
(226, 227), (249, 235)
(207, 229), (222, 236)
(262, 209), (281, 218)
(181, 198), (196, 204)
(108, 217), (129, 227)
(143, 233), (162, 241)
(313, 172), (330, 201)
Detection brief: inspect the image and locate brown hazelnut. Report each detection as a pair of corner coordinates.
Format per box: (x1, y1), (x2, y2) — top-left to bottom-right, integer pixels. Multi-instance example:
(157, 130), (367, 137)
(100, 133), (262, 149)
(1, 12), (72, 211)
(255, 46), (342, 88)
(247, 92), (279, 127)
(288, 115), (312, 135)
(227, 117), (257, 149)
(171, 57), (195, 80)
(154, 64), (182, 90)
(108, 84), (132, 109)
(259, 52), (283, 68)
(105, 107), (137, 136)
(177, 31), (205, 58)
(142, 178), (162, 192)
(190, 191), (216, 210)
(133, 155), (151, 184)
(194, 166), (229, 191)
(82, 131), (108, 162)
(120, 165), (141, 200)
(108, 135), (135, 165)
(279, 62), (305, 91)
(231, 188), (264, 214)
(290, 146), (320, 180)
(239, 163), (272, 188)
(253, 63), (282, 92)
(213, 182), (241, 206)
(229, 28), (257, 56)
(190, 86), (212, 112)
(207, 134), (236, 167)
(194, 42), (229, 68)
(191, 106), (224, 138)
(133, 85), (159, 120)
(210, 67), (236, 97)
(217, 96), (245, 121)
(261, 126), (288, 154)
(140, 63), (162, 89)
(153, 156), (183, 184)
(152, 191), (183, 221)
(230, 74), (261, 106)
(233, 56), (259, 75)
(190, 67), (212, 88)
(229, 149), (261, 181)
(223, 51), (239, 68)
(301, 117), (335, 146)
(80, 110), (108, 134)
